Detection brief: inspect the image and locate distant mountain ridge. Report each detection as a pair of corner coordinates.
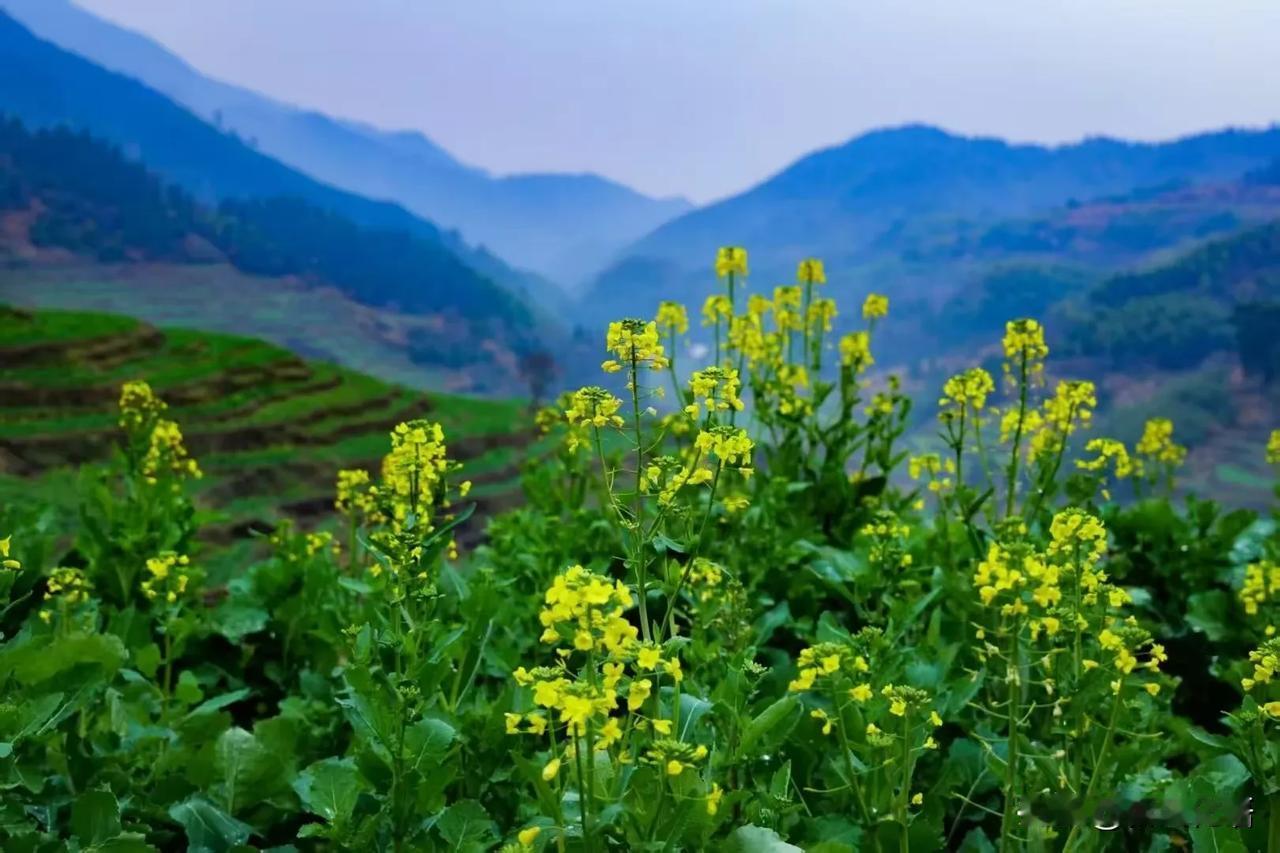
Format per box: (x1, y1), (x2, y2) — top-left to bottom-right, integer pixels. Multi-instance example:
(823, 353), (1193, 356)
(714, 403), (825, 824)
(0, 0), (692, 287)
(582, 123), (1280, 323)
(0, 10), (573, 311)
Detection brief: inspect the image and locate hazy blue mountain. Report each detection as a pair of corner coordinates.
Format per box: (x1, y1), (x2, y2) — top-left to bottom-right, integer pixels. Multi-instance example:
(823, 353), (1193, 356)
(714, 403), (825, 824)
(0, 11), (572, 313)
(583, 124), (1280, 323)
(0, 0), (691, 287)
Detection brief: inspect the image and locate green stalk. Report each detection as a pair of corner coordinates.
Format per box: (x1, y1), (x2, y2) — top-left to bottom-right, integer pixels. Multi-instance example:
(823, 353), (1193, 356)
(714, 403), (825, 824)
(629, 348), (652, 642)
(1063, 681), (1124, 851)
(1004, 350), (1030, 519)
(831, 684), (873, 825)
(1267, 790), (1280, 853)
(1000, 619), (1022, 853)
(899, 709), (913, 853)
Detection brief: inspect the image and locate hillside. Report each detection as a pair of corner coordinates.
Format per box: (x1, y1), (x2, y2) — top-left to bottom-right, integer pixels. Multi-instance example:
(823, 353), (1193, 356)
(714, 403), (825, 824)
(0, 0), (691, 286)
(0, 306), (546, 561)
(1057, 219), (1280, 377)
(0, 10), (562, 311)
(0, 114), (560, 393)
(581, 124), (1280, 326)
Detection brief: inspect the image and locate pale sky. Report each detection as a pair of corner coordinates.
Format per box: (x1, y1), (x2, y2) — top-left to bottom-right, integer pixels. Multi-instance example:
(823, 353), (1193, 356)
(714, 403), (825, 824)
(75, 0), (1280, 203)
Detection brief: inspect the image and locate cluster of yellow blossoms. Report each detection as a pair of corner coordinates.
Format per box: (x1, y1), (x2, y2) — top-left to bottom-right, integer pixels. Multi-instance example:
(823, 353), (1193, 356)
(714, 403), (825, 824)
(715, 246), (748, 278)
(536, 564), (637, 653)
(1028, 379), (1096, 457)
(1239, 639), (1280, 719)
(140, 551), (192, 604)
(380, 419), (455, 524)
(1002, 318), (1049, 382)
(40, 566), (91, 623)
(940, 367), (995, 418)
(686, 367), (744, 418)
(838, 330), (873, 373)
(335, 468), (382, 524)
(118, 381), (202, 485)
(862, 293), (889, 321)
(861, 511), (914, 570)
(1241, 559), (1280, 635)
(1267, 429), (1280, 466)
(787, 642), (871, 693)
(909, 453), (955, 496)
(603, 318), (669, 374)
(655, 301), (689, 337)
(565, 386), (625, 429)
(141, 419), (202, 484)
(118, 379), (166, 431)
(1135, 418), (1187, 466)
(510, 564), (717, 819)
(787, 638), (943, 810)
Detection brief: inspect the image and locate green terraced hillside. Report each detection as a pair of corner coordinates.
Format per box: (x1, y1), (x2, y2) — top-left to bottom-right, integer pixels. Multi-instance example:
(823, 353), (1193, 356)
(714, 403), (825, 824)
(0, 305), (546, 556)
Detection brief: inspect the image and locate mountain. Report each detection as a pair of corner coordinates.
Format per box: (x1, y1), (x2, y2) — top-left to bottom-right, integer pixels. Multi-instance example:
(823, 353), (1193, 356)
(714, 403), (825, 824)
(0, 0), (692, 287)
(0, 11), (576, 312)
(582, 124), (1280, 324)
(1056, 219), (1280, 376)
(0, 110), (545, 393)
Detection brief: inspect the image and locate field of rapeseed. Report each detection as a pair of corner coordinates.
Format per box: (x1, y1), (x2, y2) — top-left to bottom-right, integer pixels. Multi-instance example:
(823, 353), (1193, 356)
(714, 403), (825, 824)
(2, 247), (1280, 852)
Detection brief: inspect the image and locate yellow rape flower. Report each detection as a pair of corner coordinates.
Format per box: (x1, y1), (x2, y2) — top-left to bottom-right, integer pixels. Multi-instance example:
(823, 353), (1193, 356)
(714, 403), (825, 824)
(604, 318), (669, 372)
(706, 783), (724, 815)
(715, 246), (748, 278)
(862, 293), (889, 320)
(655, 300), (689, 336)
(797, 257), (826, 284)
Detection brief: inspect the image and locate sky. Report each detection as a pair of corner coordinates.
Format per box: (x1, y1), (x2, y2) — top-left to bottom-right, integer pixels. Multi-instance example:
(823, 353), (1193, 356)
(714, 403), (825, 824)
(74, 0), (1280, 203)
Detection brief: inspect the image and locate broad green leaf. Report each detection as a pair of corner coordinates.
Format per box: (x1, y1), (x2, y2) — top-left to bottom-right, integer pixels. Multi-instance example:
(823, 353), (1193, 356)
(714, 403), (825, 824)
(71, 788), (121, 846)
(404, 717), (457, 774)
(168, 797), (252, 853)
(215, 727), (288, 815)
(1188, 826), (1248, 853)
(725, 824), (803, 852)
(432, 799), (497, 853)
(0, 632), (127, 684)
(293, 757), (365, 824)
(175, 671), (205, 706)
(1185, 590), (1232, 641)
(212, 602), (270, 644)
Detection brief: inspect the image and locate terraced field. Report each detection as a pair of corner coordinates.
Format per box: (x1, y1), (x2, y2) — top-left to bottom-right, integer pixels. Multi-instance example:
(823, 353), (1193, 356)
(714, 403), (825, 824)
(0, 306), (547, 563)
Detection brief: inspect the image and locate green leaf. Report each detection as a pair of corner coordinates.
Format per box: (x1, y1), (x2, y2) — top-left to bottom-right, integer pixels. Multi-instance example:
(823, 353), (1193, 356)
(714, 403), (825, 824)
(1187, 826), (1248, 853)
(404, 717), (457, 774)
(1187, 727), (1233, 753)
(725, 824), (803, 852)
(133, 644), (161, 679)
(1186, 590), (1232, 641)
(175, 671), (205, 706)
(215, 727), (288, 815)
(650, 533), (686, 554)
(97, 837), (159, 853)
(168, 797), (252, 853)
(212, 602), (270, 644)
(432, 799), (497, 852)
(0, 632), (127, 685)
(185, 690), (252, 721)
(677, 693), (712, 741)
(740, 696), (801, 755)
(70, 788), (121, 846)
(293, 758), (365, 824)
